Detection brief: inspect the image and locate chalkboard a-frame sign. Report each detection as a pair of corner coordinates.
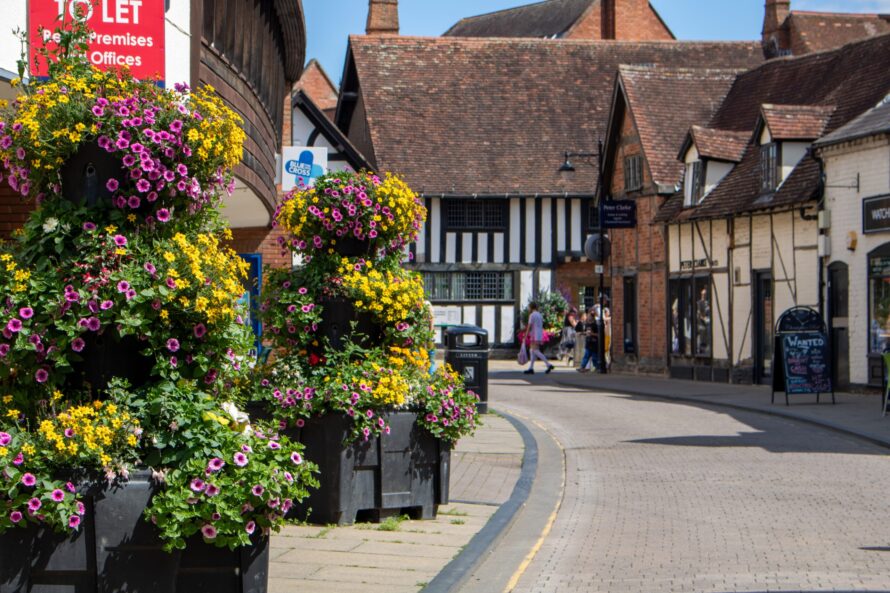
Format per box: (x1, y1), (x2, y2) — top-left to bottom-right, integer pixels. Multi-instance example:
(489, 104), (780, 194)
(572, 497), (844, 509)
(771, 307), (835, 406)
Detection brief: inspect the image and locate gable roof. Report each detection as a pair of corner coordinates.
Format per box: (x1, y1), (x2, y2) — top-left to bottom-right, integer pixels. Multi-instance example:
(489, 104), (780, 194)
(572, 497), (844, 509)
(656, 33), (890, 223)
(444, 0), (595, 38)
(338, 36), (763, 196)
(295, 59), (339, 116)
(814, 100), (890, 148)
(292, 90), (371, 172)
(683, 126), (749, 163)
(604, 66), (741, 193)
(786, 11), (890, 55)
(759, 104), (835, 140)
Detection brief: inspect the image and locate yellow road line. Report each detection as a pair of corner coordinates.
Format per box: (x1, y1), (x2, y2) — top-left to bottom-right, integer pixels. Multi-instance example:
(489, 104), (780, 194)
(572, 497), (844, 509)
(502, 416), (566, 593)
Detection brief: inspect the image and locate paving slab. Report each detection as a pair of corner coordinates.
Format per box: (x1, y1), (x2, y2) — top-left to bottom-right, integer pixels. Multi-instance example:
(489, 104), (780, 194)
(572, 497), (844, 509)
(268, 413), (524, 593)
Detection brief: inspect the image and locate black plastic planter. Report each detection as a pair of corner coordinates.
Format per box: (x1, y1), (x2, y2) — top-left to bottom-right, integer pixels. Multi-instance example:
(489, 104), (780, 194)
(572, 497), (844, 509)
(60, 141), (127, 209)
(0, 471), (269, 593)
(332, 236), (373, 257)
(69, 331), (154, 395)
(317, 297), (382, 352)
(288, 412), (450, 525)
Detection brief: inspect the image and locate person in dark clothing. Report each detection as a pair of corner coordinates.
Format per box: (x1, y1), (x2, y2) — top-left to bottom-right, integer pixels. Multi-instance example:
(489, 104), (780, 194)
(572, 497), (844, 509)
(576, 310), (599, 372)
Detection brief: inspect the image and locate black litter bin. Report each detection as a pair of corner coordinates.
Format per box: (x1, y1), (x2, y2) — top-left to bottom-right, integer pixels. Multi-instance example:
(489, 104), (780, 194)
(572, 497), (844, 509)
(444, 325), (489, 414)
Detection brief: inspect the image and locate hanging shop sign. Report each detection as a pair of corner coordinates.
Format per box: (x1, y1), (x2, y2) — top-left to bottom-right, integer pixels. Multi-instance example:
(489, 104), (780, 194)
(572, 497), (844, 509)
(30, 0), (166, 82)
(600, 200), (637, 229)
(862, 194), (890, 234)
(281, 146), (328, 191)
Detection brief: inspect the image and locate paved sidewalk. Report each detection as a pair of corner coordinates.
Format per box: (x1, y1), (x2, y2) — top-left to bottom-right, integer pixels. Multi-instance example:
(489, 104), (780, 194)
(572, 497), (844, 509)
(491, 359), (890, 449)
(268, 413), (524, 593)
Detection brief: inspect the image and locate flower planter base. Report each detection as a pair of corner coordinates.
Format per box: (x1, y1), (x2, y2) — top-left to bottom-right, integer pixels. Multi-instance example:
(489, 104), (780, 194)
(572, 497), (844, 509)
(0, 472), (269, 593)
(289, 412), (450, 525)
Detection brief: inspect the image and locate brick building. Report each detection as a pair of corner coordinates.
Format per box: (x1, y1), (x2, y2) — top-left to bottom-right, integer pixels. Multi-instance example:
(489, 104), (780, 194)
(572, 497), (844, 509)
(337, 0), (763, 346)
(600, 66), (745, 375)
(762, 0), (890, 58)
(655, 33), (890, 385)
(444, 0), (674, 41)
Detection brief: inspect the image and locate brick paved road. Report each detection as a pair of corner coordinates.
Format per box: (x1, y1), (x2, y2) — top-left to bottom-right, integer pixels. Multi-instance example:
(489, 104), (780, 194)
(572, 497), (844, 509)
(492, 376), (890, 593)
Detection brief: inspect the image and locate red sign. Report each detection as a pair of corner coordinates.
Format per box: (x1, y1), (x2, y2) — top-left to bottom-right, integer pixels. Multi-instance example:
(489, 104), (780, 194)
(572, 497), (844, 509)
(29, 0), (166, 82)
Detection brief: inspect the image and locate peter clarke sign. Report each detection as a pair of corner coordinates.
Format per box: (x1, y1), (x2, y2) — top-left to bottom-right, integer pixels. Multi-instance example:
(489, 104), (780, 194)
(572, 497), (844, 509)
(863, 194), (890, 234)
(30, 0), (165, 82)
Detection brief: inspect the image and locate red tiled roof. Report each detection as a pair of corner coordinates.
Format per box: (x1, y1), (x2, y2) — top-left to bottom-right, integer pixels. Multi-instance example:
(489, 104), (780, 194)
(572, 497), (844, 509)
(340, 36), (763, 196)
(687, 126), (749, 162)
(617, 66), (741, 189)
(295, 60), (339, 114)
(760, 104), (835, 140)
(787, 11), (890, 55)
(444, 0), (594, 38)
(657, 33), (890, 222)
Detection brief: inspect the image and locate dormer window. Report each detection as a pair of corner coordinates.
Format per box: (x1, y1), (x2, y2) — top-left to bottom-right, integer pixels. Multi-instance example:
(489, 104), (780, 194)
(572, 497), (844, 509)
(760, 142), (778, 193)
(684, 160), (703, 207)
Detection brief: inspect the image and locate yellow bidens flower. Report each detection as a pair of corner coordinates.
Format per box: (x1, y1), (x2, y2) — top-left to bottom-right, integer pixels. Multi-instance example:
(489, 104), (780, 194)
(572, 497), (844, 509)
(35, 403), (140, 469)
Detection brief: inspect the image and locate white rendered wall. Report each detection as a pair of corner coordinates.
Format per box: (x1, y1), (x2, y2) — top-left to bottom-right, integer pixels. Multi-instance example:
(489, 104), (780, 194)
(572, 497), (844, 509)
(0, 4), (27, 76)
(821, 137), (890, 385)
(165, 1), (191, 87)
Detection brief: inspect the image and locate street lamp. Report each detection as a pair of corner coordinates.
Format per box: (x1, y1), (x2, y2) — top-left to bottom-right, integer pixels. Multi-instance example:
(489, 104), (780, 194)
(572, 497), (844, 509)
(559, 145), (609, 374)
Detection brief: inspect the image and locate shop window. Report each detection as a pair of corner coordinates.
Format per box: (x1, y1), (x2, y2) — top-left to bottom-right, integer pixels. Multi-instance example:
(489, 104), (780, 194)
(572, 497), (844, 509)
(445, 200), (507, 231)
(423, 271), (513, 303)
(670, 276), (711, 357)
(624, 155), (643, 192)
(868, 246), (890, 353)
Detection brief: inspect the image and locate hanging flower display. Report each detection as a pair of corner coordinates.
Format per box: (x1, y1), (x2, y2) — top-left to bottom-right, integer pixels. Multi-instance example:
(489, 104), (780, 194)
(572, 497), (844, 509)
(274, 171), (426, 257)
(255, 170), (479, 445)
(0, 17), (315, 553)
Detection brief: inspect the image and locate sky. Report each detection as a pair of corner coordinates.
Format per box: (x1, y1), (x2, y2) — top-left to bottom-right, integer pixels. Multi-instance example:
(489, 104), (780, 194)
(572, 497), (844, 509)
(304, 0), (890, 86)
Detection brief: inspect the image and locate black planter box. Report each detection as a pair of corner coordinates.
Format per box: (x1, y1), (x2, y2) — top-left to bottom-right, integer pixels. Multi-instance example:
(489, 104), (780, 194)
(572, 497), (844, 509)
(317, 297), (381, 352)
(0, 471), (269, 593)
(288, 412), (450, 525)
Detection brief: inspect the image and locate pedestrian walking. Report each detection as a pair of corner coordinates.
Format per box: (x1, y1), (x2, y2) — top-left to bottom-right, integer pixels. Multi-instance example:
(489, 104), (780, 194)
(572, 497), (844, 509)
(576, 308), (601, 372)
(523, 302), (554, 375)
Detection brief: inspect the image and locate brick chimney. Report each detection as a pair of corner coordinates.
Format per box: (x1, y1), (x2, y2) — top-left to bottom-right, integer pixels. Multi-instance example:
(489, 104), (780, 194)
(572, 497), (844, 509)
(762, 0), (791, 56)
(366, 0), (399, 36)
(601, 0), (664, 41)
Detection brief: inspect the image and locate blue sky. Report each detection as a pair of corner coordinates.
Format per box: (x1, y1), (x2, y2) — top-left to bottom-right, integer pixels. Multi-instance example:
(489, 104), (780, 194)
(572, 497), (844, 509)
(304, 0), (890, 85)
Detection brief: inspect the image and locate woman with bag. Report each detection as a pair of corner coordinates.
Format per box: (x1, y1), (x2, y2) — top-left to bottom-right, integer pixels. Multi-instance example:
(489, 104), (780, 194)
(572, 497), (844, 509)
(522, 302), (555, 375)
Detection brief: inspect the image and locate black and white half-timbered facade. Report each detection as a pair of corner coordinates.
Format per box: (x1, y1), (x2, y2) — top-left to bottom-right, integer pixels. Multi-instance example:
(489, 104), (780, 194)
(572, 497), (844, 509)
(333, 28), (764, 346)
(409, 194), (595, 345)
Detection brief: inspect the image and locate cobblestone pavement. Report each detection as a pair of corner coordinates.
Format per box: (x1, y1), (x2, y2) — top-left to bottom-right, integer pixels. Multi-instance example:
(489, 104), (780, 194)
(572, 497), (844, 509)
(490, 375), (890, 593)
(268, 414), (523, 593)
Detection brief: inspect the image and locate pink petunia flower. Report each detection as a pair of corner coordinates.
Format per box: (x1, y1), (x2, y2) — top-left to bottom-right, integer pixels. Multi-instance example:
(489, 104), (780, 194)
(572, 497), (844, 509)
(27, 498), (41, 512)
(69, 515), (81, 529)
(21, 473), (36, 487)
(117, 281), (130, 293)
(166, 338), (180, 352)
(251, 484), (264, 497)
(201, 524), (217, 539)
(156, 208), (170, 222)
(190, 478), (206, 492)
(7, 318), (22, 333)
(106, 178), (119, 192)
(100, 300), (114, 310)
(207, 458), (224, 472)
(233, 452), (248, 467)
(290, 452), (303, 465)
(205, 484), (220, 497)
(245, 520), (256, 535)
(112, 234), (127, 247)
(35, 368), (49, 383)
(18, 307), (33, 319)
(9, 511), (23, 523)
(51, 489), (65, 502)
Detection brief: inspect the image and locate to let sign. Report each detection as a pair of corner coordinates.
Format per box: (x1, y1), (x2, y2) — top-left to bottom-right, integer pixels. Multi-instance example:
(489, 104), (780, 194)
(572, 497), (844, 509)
(30, 0), (166, 82)
(600, 200), (637, 229)
(862, 194), (890, 234)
